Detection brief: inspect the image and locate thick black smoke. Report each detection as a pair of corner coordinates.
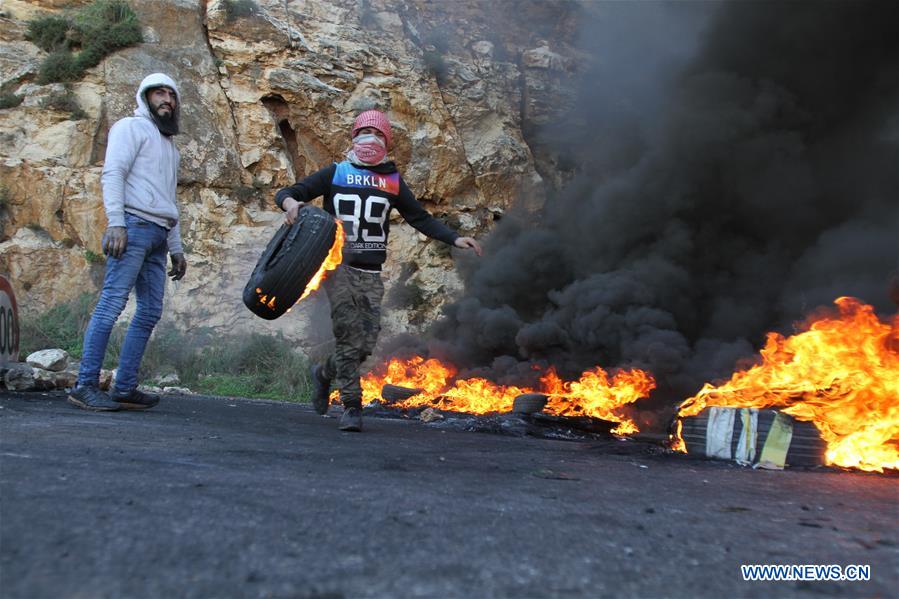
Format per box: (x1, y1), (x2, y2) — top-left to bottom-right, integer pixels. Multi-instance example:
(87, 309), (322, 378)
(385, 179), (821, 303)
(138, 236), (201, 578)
(395, 1), (899, 411)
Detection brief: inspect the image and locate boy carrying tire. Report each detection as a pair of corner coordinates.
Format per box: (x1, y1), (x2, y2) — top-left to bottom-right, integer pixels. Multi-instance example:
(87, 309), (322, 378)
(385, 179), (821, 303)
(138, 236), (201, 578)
(274, 110), (481, 431)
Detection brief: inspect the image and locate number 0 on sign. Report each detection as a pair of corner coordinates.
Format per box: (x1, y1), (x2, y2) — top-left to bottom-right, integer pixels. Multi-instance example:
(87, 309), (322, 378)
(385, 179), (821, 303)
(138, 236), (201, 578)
(0, 275), (20, 366)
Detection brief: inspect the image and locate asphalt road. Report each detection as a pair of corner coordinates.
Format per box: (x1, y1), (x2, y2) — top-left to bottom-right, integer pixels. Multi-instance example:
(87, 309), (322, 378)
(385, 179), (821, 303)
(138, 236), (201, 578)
(1, 390), (896, 598)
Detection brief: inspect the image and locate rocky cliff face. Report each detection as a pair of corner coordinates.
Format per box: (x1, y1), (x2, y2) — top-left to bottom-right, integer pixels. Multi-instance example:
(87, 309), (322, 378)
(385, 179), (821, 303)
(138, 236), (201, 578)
(0, 0), (581, 348)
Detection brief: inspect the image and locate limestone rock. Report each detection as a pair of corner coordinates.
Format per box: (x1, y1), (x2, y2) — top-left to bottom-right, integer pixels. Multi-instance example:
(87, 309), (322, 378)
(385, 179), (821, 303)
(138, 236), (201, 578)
(53, 369), (78, 389)
(163, 386), (191, 395)
(99, 369), (115, 391)
(4, 364), (35, 391)
(522, 43), (571, 71)
(0, 0), (582, 350)
(31, 367), (59, 390)
(158, 373), (180, 386)
(26, 349), (69, 372)
(0, 229), (98, 316)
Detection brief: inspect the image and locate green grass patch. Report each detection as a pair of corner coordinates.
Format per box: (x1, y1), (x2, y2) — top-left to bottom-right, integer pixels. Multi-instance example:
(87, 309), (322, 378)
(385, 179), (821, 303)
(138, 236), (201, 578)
(179, 332), (311, 402)
(20, 294), (311, 403)
(29, 0), (142, 85)
(38, 50), (82, 84)
(19, 292), (97, 358)
(84, 249), (105, 264)
(192, 374), (296, 401)
(26, 15), (70, 52)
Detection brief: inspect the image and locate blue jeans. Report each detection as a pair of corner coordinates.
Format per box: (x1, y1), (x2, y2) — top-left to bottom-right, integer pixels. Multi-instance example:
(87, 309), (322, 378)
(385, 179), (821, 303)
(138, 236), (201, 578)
(78, 213), (168, 393)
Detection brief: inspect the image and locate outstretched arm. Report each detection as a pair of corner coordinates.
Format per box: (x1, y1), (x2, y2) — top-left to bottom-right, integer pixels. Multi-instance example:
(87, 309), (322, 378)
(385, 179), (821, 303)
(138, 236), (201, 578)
(395, 180), (483, 256)
(454, 236), (482, 256)
(394, 180), (462, 245)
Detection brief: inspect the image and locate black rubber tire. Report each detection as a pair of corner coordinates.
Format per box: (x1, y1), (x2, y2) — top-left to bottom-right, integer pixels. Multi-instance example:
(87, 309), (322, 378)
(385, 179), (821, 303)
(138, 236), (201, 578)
(678, 408), (826, 467)
(381, 384), (423, 402)
(243, 205), (337, 320)
(512, 393), (548, 414)
(243, 209), (335, 319)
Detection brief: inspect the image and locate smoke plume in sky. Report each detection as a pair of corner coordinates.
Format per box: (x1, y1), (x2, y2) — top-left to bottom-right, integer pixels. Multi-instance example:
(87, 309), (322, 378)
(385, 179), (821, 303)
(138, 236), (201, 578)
(409, 0), (898, 404)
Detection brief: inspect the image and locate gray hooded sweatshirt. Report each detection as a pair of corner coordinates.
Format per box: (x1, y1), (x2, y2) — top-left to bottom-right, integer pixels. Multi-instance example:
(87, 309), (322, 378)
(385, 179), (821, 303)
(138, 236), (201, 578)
(101, 73), (183, 254)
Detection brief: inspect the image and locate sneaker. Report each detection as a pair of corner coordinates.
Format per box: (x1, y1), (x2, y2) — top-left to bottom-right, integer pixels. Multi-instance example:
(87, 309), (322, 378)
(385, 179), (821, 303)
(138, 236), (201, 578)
(112, 388), (160, 410)
(338, 406), (362, 432)
(310, 364), (331, 415)
(68, 385), (121, 412)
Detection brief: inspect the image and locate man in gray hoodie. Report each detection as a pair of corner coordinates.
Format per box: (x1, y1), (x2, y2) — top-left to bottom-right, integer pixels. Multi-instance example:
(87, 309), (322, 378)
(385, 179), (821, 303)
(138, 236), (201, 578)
(68, 73), (187, 412)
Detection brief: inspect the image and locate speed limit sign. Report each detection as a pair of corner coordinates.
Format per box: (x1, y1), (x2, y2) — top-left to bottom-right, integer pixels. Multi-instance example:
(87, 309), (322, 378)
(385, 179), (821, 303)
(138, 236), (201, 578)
(0, 275), (20, 366)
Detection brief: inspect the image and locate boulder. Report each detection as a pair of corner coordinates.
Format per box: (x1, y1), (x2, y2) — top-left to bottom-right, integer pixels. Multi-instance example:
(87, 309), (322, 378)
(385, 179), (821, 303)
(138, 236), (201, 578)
(26, 349), (69, 372)
(31, 368), (59, 390)
(157, 373), (180, 386)
(4, 364), (36, 391)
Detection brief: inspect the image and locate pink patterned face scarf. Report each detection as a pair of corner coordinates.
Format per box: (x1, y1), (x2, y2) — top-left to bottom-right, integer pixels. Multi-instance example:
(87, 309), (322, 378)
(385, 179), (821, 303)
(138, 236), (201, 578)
(351, 133), (387, 165)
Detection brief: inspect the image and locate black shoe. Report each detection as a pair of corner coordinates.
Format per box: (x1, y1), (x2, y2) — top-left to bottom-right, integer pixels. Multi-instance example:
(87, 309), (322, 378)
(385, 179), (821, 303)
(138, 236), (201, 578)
(112, 388), (160, 410)
(68, 385), (121, 412)
(310, 364), (331, 415)
(339, 406), (362, 432)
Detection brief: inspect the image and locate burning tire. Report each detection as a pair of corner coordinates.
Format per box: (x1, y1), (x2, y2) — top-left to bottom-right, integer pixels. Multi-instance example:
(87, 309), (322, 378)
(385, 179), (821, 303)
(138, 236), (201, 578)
(381, 384), (423, 403)
(678, 408), (826, 467)
(512, 393), (548, 414)
(243, 206), (338, 320)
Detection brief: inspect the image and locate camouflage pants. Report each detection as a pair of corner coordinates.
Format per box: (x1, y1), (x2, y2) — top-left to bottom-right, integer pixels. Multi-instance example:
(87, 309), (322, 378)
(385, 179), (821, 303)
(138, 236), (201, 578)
(321, 265), (384, 408)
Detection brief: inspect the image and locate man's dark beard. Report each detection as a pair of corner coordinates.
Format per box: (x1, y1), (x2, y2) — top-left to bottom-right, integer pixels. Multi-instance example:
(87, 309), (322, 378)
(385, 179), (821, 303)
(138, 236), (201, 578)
(150, 106), (179, 136)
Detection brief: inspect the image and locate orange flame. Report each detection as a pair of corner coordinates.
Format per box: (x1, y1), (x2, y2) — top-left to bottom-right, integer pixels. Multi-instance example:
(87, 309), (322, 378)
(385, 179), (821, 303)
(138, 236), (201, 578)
(255, 288), (277, 310)
(344, 356), (655, 434)
(673, 297), (899, 472)
(298, 221), (345, 302)
(256, 222), (345, 313)
(669, 419), (687, 453)
(541, 368), (655, 435)
(361, 356), (457, 400)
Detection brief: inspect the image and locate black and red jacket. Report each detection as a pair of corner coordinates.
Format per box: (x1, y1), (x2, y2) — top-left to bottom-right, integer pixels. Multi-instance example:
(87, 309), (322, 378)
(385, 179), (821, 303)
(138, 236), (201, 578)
(275, 161), (459, 271)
